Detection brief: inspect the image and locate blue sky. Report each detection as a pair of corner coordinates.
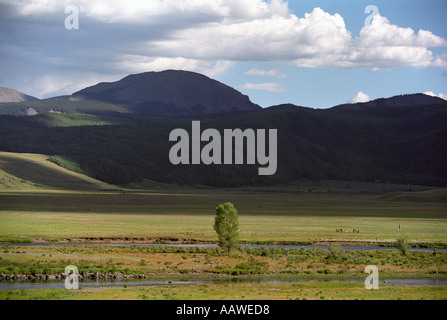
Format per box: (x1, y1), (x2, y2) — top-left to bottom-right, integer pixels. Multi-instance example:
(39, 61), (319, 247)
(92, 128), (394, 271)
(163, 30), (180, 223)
(0, 0), (446, 108)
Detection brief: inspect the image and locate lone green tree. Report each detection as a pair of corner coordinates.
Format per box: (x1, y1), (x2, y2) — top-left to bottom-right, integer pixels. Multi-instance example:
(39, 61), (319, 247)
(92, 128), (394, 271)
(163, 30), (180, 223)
(214, 202), (239, 254)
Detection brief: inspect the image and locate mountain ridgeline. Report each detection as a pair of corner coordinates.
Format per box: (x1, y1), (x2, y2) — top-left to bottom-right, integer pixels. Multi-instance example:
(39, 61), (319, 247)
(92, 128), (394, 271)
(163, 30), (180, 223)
(0, 70), (259, 117)
(71, 70), (260, 116)
(0, 70), (446, 187)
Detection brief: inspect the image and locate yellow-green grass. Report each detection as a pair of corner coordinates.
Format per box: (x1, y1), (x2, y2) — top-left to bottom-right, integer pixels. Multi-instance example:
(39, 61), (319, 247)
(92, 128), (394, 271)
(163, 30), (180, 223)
(0, 151), (446, 244)
(1, 245), (445, 302)
(0, 152), (115, 191)
(1, 282), (446, 300)
(1, 245), (446, 277)
(0, 190), (446, 244)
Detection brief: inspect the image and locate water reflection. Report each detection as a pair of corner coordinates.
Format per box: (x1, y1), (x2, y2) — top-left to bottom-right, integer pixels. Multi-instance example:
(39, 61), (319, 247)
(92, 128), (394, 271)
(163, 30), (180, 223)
(1, 277), (446, 291)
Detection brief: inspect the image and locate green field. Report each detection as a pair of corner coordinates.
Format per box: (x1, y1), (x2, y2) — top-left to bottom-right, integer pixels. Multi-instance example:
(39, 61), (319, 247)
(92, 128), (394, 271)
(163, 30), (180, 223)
(0, 152), (446, 244)
(0, 152), (447, 243)
(2, 282), (446, 300)
(0, 190), (445, 244)
(0, 188), (446, 244)
(1, 152), (446, 300)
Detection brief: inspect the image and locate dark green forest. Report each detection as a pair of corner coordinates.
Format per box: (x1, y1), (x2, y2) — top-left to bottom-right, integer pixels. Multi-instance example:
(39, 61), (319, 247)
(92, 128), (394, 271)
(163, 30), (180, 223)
(0, 103), (446, 187)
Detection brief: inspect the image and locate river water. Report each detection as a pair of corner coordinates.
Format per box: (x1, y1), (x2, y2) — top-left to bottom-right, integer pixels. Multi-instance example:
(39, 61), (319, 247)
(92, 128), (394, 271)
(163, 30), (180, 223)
(2, 242), (446, 252)
(1, 277), (446, 291)
(1, 242), (445, 291)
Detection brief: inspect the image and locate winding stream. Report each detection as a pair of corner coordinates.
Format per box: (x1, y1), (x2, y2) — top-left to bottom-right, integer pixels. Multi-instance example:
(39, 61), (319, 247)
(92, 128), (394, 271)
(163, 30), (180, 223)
(1, 242), (445, 291)
(1, 277), (446, 291)
(2, 242), (446, 252)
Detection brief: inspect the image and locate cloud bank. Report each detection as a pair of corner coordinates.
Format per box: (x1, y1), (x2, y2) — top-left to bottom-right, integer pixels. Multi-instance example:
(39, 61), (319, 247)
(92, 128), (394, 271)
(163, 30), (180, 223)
(1, 0), (446, 97)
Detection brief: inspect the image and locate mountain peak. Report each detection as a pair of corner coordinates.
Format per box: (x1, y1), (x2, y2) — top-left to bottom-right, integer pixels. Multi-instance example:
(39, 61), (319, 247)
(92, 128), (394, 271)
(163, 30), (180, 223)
(0, 87), (38, 103)
(72, 70), (260, 117)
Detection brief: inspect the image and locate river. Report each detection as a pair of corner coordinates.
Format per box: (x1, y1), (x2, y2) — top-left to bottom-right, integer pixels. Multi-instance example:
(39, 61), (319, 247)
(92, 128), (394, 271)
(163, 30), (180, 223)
(1, 277), (446, 291)
(2, 242), (446, 252)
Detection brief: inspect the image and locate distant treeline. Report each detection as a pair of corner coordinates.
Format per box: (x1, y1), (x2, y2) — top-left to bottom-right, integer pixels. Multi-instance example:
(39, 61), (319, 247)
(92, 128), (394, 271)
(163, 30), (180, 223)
(0, 103), (446, 187)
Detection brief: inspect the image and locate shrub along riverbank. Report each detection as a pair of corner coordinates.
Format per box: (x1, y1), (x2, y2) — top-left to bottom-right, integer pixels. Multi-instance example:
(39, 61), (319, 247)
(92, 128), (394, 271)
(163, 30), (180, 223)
(1, 244), (446, 279)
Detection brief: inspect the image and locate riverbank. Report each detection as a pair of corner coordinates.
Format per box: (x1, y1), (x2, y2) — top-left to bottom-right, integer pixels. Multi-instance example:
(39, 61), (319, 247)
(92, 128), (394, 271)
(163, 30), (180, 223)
(2, 272), (447, 288)
(1, 244), (446, 281)
(2, 237), (447, 249)
(2, 280), (446, 300)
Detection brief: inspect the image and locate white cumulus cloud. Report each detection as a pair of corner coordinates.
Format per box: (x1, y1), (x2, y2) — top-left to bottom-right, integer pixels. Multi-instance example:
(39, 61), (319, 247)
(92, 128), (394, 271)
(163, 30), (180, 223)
(2, 0), (447, 98)
(31, 72), (122, 97)
(239, 82), (288, 92)
(4, 1), (446, 70)
(111, 55), (235, 78)
(244, 68), (288, 78)
(350, 92), (371, 103)
(424, 91), (447, 100)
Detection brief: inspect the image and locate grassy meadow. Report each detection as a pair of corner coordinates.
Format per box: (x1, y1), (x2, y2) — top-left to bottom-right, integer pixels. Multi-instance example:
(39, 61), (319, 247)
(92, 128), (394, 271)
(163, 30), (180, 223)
(2, 282), (446, 300)
(0, 189), (446, 244)
(0, 152), (446, 300)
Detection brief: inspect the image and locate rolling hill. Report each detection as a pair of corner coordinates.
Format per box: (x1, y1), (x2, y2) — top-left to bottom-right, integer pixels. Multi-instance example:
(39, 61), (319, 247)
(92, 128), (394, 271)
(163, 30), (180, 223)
(0, 152), (116, 191)
(0, 70), (446, 188)
(0, 96), (129, 116)
(0, 95), (446, 188)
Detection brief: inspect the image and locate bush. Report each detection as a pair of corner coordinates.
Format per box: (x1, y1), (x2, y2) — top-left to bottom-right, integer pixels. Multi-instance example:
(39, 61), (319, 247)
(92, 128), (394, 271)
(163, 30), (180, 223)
(325, 245), (345, 263)
(234, 257), (269, 274)
(395, 237), (410, 256)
